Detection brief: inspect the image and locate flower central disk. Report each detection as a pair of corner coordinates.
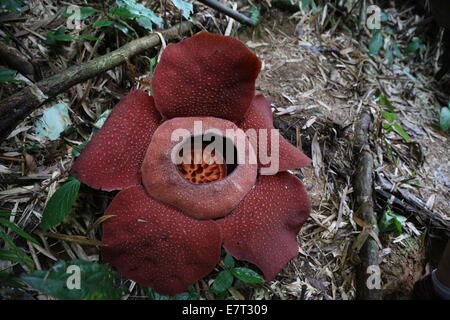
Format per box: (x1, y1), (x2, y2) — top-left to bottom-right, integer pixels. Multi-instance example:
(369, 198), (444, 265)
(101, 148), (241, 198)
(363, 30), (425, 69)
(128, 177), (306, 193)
(141, 117), (257, 220)
(177, 144), (227, 184)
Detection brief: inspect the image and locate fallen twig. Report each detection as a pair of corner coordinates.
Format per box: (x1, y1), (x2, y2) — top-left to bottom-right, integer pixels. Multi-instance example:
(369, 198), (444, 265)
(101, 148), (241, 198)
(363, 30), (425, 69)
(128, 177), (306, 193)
(34, 230), (104, 246)
(0, 20), (195, 142)
(197, 0), (255, 26)
(375, 174), (450, 235)
(352, 110), (381, 300)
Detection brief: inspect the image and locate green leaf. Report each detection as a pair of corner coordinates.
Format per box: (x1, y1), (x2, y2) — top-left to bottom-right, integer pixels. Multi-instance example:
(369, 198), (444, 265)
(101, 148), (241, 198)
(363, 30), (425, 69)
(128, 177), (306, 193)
(0, 67), (20, 83)
(0, 271), (25, 288)
(212, 270), (233, 293)
(141, 286), (170, 300)
(377, 94), (394, 112)
(231, 267), (264, 284)
(175, 285), (199, 300)
(392, 123), (411, 142)
(0, 217), (39, 245)
(384, 27), (394, 36)
(45, 27), (75, 46)
(40, 179), (81, 230)
(64, 6), (97, 19)
(113, 23), (129, 34)
(135, 16), (153, 31)
(250, 7), (260, 25)
(115, 0), (162, 30)
(381, 111), (396, 122)
(93, 19), (113, 28)
(109, 7), (139, 19)
(0, 210), (13, 217)
(79, 35), (100, 41)
(171, 0), (193, 19)
(0, 249), (28, 264)
(369, 30), (383, 56)
(148, 56), (158, 76)
(379, 210), (407, 235)
(0, 228), (33, 268)
(21, 260), (128, 299)
(439, 106), (450, 132)
(224, 253), (235, 269)
(0, 0), (23, 12)
(405, 37), (425, 54)
(79, 6), (97, 19)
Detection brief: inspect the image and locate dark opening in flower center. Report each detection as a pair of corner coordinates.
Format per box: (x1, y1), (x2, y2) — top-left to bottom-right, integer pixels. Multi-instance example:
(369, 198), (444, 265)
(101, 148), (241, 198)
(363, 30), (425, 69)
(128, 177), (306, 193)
(176, 134), (238, 184)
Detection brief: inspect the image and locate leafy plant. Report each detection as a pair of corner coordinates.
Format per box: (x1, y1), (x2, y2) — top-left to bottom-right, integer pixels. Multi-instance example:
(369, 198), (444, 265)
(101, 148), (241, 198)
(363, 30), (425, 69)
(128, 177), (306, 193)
(115, 0), (162, 31)
(40, 177), (81, 230)
(93, 19), (114, 28)
(21, 260), (128, 299)
(0, 0), (23, 12)
(369, 29), (383, 57)
(211, 254), (264, 297)
(381, 111), (411, 142)
(63, 6), (98, 20)
(379, 209), (407, 235)
(367, 13), (424, 68)
(404, 37), (425, 55)
(0, 271), (25, 288)
(439, 104), (450, 132)
(141, 284), (199, 300)
(250, 7), (261, 26)
(0, 67), (20, 83)
(175, 285), (200, 300)
(0, 212), (39, 270)
(378, 94), (411, 142)
(44, 27), (75, 47)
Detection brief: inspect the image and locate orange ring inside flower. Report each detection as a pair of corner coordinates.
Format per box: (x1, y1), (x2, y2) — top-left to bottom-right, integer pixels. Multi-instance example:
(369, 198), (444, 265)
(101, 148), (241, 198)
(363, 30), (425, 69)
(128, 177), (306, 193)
(177, 144), (227, 184)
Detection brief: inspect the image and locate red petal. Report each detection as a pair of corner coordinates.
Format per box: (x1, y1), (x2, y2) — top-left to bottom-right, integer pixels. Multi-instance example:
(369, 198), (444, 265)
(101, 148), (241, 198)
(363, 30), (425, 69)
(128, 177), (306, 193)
(218, 173), (311, 281)
(71, 90), (162, 191)
(101, 186), (222, 295)
(152, 32), (261, 122)
(238, 94), (311, 172)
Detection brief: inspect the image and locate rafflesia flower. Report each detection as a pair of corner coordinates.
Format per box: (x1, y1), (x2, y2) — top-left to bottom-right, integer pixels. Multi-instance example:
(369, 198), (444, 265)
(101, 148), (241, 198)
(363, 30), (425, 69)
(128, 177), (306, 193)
(72, 32), (312, 295)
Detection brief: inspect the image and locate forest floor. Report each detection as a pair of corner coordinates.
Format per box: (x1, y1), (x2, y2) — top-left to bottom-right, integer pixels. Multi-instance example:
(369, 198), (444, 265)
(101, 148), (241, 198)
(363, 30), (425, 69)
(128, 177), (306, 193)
(239, 8), (449, 299)
(0, 1), (449, 300)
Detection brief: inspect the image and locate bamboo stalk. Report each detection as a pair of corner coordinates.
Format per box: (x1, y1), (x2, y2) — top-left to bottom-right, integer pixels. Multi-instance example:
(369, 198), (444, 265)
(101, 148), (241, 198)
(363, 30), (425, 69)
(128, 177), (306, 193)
(352, 110), (381, 300)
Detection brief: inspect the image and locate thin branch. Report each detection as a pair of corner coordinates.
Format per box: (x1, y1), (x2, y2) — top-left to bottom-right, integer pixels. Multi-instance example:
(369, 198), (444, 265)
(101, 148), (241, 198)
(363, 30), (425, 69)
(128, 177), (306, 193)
(197, 0), (255, 26)
(352, 110), (381, 300)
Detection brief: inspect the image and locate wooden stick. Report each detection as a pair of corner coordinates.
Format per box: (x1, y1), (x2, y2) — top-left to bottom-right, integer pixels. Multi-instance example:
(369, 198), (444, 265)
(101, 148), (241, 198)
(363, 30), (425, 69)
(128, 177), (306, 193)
(352, 110), (381, 300)
(375, 174), (450, 234)
(0, 21), (195, 142)
(197, 0), (255, 26)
